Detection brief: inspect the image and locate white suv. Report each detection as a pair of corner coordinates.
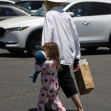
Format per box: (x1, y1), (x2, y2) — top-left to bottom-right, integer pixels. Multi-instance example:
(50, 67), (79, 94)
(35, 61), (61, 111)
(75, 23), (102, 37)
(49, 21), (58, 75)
(0, 0), (111, 56)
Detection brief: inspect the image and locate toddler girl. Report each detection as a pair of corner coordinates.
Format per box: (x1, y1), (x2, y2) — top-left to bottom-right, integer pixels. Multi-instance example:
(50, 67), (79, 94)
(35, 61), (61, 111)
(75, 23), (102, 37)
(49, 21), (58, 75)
(35, 42), (66, 111)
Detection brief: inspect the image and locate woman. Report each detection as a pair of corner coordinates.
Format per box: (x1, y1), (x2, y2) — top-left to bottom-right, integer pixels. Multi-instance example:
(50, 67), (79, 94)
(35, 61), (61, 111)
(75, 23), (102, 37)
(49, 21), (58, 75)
(42, 0), (84, 111)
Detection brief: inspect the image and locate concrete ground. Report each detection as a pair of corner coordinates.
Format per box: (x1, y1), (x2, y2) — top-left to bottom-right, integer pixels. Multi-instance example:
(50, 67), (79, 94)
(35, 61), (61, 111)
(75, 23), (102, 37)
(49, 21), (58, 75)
(0, 48), (111, 111)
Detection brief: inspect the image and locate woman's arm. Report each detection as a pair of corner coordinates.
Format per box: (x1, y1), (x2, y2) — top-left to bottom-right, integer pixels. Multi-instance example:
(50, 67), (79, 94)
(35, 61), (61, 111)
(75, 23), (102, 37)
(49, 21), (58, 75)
(72, 20), (81, 59)
(42, 13), (54, 46)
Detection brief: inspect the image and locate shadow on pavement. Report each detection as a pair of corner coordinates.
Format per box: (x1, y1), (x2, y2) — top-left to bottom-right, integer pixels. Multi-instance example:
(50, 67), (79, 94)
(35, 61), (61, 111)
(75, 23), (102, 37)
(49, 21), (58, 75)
(28, 108), (37, 111)
(0, 48), (111, 58)
(0, 51), (32, 58)
(28, 108), (78, 111)
(81, 48), (111, 56)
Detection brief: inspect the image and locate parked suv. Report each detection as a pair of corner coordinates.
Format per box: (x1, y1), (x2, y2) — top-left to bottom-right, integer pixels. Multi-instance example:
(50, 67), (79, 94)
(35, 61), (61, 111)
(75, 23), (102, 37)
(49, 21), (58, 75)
(0, 0), (111, 56)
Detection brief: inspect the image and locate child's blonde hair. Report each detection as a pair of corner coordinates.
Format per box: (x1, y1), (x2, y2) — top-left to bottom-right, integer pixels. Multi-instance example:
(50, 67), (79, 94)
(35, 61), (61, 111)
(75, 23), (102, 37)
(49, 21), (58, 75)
(43, 0), (62, 12)
(42, 42), (61, 70)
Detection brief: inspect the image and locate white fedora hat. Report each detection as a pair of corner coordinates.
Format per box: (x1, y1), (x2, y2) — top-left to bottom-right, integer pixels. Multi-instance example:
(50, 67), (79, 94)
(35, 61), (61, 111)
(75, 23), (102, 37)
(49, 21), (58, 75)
(46, 0), (66, 2)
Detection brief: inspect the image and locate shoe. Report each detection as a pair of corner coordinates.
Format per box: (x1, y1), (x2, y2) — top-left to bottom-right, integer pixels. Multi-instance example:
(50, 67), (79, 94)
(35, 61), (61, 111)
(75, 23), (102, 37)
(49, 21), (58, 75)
(45, 104), (53, 111)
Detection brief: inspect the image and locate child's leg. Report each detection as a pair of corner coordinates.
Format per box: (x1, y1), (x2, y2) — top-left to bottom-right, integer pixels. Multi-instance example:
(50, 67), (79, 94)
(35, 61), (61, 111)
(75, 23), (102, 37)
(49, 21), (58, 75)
(37, 88), (47, 111)
(51, 95), (66, 111)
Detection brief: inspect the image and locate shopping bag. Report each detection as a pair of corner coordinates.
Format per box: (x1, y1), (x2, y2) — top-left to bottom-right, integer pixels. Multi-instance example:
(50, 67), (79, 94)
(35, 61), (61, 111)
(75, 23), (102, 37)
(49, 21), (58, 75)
(74, 59), (95, 95)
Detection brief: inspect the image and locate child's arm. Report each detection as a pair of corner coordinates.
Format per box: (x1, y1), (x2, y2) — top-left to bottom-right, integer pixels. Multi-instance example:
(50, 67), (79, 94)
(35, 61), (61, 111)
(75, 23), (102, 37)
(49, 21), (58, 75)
(35, 60), (54, 72)
(35, 62), (45, 72)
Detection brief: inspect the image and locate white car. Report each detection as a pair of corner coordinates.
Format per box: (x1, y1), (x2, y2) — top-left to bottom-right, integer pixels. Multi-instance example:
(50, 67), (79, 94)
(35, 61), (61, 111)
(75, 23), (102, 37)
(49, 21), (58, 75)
(0, 0), (111, 56)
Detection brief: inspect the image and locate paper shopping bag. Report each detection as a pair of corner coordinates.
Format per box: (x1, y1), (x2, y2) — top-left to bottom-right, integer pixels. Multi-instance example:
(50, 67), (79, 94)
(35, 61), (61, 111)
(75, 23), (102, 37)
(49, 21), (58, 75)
(74, 64), (95, 95)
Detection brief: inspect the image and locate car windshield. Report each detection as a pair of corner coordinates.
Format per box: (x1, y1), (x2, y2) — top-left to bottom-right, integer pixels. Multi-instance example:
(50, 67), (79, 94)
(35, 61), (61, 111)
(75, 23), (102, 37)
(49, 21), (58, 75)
(15, 1), (44, 10)
(17, 5), (33, 14)
(31, 3), (69, 17)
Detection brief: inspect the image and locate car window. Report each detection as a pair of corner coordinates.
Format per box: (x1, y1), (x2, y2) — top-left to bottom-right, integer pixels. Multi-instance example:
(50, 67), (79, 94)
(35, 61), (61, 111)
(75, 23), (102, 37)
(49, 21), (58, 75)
(0, 7), (16, 16)
(61, 3), (69, 9)
(66, 2), (87, 17)
(16, 1), (44, 10)
(110, 4), (111, 14)
(88, 2), (110, 15)
(17, 6), (33, 14)
(32, 7), (45, 16)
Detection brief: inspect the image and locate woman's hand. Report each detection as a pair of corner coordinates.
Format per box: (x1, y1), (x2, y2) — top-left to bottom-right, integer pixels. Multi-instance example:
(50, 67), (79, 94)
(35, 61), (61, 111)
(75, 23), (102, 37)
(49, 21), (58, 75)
(73, 59), (79, 68)
(73, 59), (79, 72)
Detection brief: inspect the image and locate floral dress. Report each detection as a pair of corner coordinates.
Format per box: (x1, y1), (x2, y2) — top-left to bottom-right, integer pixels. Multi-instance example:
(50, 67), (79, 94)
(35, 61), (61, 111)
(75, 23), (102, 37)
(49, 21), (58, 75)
(35, 60), (66, 111)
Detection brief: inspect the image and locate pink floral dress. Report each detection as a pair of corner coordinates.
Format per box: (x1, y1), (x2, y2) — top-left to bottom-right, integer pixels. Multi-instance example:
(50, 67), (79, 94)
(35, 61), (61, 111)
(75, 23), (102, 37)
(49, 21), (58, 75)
(35, 60), (66, 111)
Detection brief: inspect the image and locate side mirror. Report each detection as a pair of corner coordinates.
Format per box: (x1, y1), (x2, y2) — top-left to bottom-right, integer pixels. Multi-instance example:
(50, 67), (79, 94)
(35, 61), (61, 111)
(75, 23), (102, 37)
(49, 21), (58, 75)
(68, 12), (74, 17)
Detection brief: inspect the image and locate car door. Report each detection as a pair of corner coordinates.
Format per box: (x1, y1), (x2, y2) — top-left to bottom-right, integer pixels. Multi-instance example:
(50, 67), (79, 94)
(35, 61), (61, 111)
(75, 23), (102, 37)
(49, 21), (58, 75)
(66, 2), (91, 43)
(88, 2), (111, 43)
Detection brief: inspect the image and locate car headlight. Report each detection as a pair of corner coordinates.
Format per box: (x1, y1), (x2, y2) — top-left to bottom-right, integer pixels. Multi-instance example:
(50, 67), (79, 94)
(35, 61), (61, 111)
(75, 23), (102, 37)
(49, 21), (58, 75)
(6, 26), (29, 32)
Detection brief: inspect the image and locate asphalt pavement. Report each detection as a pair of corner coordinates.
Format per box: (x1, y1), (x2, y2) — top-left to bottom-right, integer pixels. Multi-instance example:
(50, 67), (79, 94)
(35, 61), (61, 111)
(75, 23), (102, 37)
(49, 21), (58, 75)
(0, 48), (111, 111)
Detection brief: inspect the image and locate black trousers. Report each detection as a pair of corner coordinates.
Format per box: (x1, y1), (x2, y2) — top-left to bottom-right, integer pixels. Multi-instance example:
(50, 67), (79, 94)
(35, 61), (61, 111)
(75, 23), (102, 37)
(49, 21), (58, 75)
(58, 64), (78, 98)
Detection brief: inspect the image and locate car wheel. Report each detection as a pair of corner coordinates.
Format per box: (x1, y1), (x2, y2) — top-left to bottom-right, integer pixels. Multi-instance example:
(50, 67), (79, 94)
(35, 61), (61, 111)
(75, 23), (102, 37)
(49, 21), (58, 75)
(85, 47), (98, 51)
(27, 32), (42, 56)
(7, 49), (24, 55)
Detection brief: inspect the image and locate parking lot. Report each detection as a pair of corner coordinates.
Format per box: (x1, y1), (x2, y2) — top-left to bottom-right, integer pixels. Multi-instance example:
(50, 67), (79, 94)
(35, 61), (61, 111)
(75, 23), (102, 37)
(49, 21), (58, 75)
(0, 48), (111, 111)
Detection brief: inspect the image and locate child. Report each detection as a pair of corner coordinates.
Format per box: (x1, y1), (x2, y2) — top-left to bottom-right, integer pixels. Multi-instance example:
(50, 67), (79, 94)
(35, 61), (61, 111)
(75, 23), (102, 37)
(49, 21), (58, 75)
(36, 42), (66, 111)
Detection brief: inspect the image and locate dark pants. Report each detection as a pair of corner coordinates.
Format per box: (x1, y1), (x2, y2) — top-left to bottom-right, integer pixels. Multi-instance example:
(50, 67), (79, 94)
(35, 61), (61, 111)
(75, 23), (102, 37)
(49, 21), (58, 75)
(58, 65), (78, 98)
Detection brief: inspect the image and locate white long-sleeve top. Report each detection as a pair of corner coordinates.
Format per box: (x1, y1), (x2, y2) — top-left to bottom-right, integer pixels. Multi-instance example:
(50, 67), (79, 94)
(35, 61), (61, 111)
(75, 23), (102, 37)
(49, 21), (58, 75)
(42, 7), (81, 65)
